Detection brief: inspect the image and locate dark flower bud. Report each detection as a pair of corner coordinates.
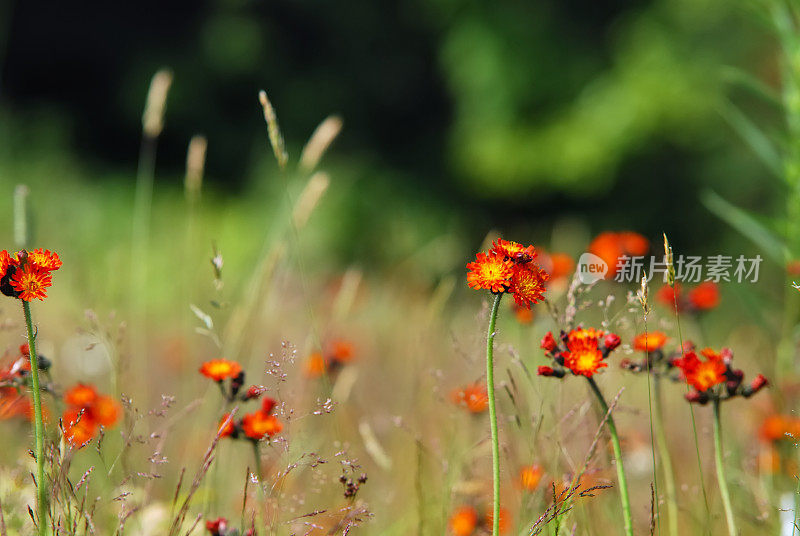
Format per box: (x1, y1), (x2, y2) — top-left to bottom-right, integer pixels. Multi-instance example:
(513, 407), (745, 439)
(537, 366), (564, 378)
(540, 332), (557, 353)
(603, 333), (621, 352)
(230, 371), (245, 397)
(725, 369), (744, 394)
(743, 374), (769, 398)
(244, 385), (266, 400)
(685, 391), (709, 405)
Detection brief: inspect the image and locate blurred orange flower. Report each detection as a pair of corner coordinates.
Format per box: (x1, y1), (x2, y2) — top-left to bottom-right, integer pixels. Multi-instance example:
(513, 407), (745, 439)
(672, 350), (726, 392)
(242, 411), (283, 440)
(451, 384), (489, 413)
(519, 464), (544, 491)
(588, 232), (649, 278)
(632, 332), (668, 353)
(687, 282), (720, 310)
(199, 359), (243, 382)
(448, 505), (478, 536)
(760, 414), (800, 443)
(62, 383), (120, 447)
(484, 507), (511, 534)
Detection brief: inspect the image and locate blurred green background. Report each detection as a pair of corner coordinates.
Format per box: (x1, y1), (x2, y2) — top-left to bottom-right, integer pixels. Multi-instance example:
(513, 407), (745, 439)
(0, 0), (783, 273)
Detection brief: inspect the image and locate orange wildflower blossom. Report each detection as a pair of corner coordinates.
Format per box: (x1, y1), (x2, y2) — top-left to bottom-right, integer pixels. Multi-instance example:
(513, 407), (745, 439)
(656, 282), (720, 313)
(449, 506), (478, 536)
(304, 339), (357, 378)
(451, 384), (489, 413)
(484, 508), (511, 534)
(220, 396), (283, 442)
(0, 248), (61, 301)
(672, 347), (768, 404)
(588, 231), (649, 278)
(538, 328), (621, 379)
(62, 384), (120, 447)
(760, 414), (800, 444)
(519, 464), (544, 491)
(632, 332), (668, 353)
(199, 358), (242, 382)
(466, 238), (549, 308)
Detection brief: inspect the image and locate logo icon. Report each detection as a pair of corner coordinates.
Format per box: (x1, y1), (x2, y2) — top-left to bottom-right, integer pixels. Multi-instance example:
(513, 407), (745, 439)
(577, 253), (608, 284)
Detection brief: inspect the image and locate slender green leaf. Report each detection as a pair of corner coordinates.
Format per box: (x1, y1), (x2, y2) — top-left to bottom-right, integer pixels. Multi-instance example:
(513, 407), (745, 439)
(719, 100), (784, 180)
(701, 189), (787, 263)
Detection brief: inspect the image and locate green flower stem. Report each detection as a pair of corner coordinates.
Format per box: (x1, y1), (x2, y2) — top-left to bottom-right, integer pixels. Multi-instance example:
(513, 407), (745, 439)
(713, 398), (736, 536)
(653, 377), (679, 536)
(586, 376), (633, 536)
(23, 300), (47, 535)
(486, 292), (503, 536)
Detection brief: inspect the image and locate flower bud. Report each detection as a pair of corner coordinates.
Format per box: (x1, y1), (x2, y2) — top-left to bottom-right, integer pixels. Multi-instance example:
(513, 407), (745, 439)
(685, 391), (709, 405)
(603, 333), (621, 352)
(540, 332), (557, 353)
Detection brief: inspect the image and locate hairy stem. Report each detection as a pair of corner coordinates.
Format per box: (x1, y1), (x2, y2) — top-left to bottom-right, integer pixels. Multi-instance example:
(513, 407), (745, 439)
(587, 376), (633, 536)
(713, 398), (736, 536)
(486, 292), (503, 536)
(23, 300), (47, 535)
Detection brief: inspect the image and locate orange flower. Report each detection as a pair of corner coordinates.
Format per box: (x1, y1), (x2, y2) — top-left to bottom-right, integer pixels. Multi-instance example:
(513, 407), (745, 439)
(451, 384), (489, 413)
(467, 252), (513, 293)
(562, 328), (607, 377)
(10, 265), (53, 301)
(519, 464), (543, 491)
(548, 253), (574, 280)
(217, 413), (236, 438)
(448, 506), (478, 536)
(0, 387), (33, 420)
(62, 383), (120, 447)
(199, 359), (243, 382)
(484, 508), (511, 534)
(509, 264), (549, 309)
(687, 282), (719, 310)
(492, 238), (537, 264)
(0, 248), (61, 301)
(329, 340), (355, 364)
(632, 332), (668, 353)
(656, 284), (679, 308)
(27, 249), (62, 271)
(63, 408), (97, 447)
(304, 353), (328, 378)
(673, 350), (726, 392)
(760, 415), (800, 443)
(64, 383), (98, 408)
(588, 232), (649, 277)
(512, 303), (534, 324)
(242, 411), (283, 440)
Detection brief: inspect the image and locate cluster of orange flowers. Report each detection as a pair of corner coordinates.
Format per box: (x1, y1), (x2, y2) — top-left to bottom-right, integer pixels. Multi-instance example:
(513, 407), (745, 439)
(0, 248), (61, 301)
(304, 340), (355, 378)
(656, 281), (720, 312)
(672, 346), (768, 404)
(450, 383), (489, 413)
(588, 231), (649, 278)
(467, 239), (549, 309)
(199, 358), (283, 442)
(538, 328), (621, 378)
(448, 505), (510, 536)
(62, 384), (120, 447)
